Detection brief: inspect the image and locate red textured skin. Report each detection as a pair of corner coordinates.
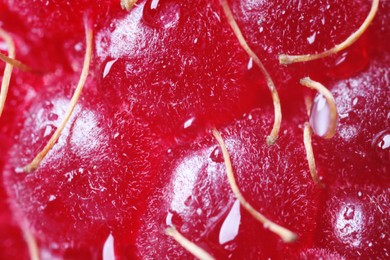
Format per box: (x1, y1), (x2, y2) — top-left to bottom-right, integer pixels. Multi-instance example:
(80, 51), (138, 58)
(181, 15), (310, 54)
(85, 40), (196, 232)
(2, 70), (172, 255)
(0, 0), (388, 258)
(95, 0), (266, 143)
(134, 109), (320, 259)
(230, 0), (373, 88)
(311, 53), (390, 259)
(313, 52), (389, 186)
(3, 0), (122, 38)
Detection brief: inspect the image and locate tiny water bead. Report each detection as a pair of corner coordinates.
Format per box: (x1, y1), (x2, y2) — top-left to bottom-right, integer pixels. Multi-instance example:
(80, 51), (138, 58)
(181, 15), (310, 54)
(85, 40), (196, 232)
(142, 0), (181, 29)
(102, 58), (118, 79)
(41, 124), (56, 139)
(372, 129), (390, 164)
(47, 113), (59, 121)
(219, 199), (241, 245)
(174, 116), (207, 145)
(102, 234), (115, 260)
(309, 94), (331, 137)
(209, 146), (224, 163)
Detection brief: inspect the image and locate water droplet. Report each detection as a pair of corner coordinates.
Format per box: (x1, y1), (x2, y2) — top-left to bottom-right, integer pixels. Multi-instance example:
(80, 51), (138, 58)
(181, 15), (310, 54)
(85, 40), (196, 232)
(166, 212), (173, 227)
(309, 94), (331, 137)
(0, 41), (8, 51)
(48, 195), (56, 202)
(43, 101), (53, 109)
(219, 200), (241, 245)
(210, 146), (224, 163)
(174, 116), (205, 144)
(352, 97), (358, 106)
(41, 124), (56, 138)
(357, 191), (363, 197)
(15, 167), (24, 174)
(307, 32), (317, 45)
(372, 129), (390, 164)
(334, 52), (348, 66)
(103, 58), (118, 78)
(351, 96), (366, 109)
(247, 58), (253, 70)
(102, 234), (115, 260)
(74, 42), (83, 52)
(48, 113), (59, 121)
(142, 0), (181, 29)
(183, 117), (195, 129)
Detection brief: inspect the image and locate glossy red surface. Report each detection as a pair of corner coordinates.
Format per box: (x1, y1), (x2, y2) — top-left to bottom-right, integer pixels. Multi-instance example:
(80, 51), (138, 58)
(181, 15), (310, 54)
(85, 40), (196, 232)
(0, 0), (388, 258)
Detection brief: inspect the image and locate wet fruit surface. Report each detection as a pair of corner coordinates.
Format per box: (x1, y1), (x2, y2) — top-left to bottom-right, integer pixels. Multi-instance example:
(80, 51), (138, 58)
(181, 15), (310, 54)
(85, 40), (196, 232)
(0, 0), (389, 258)
(135, 109), (320, 259)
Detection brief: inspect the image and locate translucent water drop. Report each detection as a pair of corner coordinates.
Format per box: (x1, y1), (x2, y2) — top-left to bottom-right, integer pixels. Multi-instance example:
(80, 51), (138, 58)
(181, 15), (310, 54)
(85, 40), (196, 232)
(74, 42), (83, 52)
(48, 113), (59, 121)
(103, 58), (118, 78)
(48, 195), (56, 202)
(166, 212), (173, 227)
(43, 101), (53, 109)
(210, 146), (224, 163)
(183, 117), (195, 129)
(102, 234), (115, 260)
(310, 94), (331, 137)
(372, 129), (390, 164)
(142, 0), (181, 29)
(219, 200), (241, 245)
(307, 32), (317, 45)
(334, 52), (348, 66)
(42, 124), (56, 138)
(259, 26), (264, 33)
(247, 58), (253, 70)
(351, 96), (365, 109)
(0, 41), (7, 51)
(174, 116), (205, 144)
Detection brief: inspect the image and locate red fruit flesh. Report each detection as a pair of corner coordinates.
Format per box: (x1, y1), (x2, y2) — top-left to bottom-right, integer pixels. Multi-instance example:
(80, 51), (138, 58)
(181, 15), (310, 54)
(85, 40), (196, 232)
(314, 52), (390, 185)
(135, 108), (319, 259)
(0, 0), (388, 258)
(2, 69), (174, 255)
(314, 182), (389, 259)
(96, 0), (265, 143)
(230, 0), (374, 91)
(309, 53), (390, 259)
(3, 0), (122, 38)
(0, 186), (29, 259)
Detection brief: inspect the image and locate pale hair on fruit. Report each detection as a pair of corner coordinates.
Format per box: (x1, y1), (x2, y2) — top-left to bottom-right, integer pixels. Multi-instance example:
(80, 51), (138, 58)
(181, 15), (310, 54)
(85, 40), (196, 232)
(279, 0), (380, 64)
(212, 128), (298, 243)
(219, 0), (282, 146)
(0, 28), (15, 119)
(165, 226), (215, 260)
(22, 22), (93, 173)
